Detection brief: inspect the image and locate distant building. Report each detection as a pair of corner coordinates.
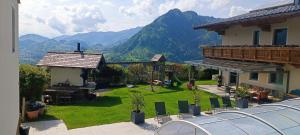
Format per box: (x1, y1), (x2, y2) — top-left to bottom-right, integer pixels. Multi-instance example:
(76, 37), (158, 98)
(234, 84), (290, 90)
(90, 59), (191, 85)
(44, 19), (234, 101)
(38, 44), (105, 87)
(0, 0), (20, 134)
(195, 0), (300, 95)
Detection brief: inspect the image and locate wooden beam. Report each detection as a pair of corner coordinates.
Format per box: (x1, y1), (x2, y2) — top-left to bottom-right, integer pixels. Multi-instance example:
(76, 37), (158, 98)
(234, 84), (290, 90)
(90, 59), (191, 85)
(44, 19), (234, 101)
(259, 24), (271, 32)
(216, 30), (225, 35)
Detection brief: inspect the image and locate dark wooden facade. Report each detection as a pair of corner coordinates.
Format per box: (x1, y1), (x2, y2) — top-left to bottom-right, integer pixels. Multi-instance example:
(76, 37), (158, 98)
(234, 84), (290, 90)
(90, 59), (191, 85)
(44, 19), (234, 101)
(202, 46), (300, 66)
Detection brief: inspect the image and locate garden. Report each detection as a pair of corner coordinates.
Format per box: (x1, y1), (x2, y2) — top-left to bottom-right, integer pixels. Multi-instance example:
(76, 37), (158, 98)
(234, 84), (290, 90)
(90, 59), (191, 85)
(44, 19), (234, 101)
(44, 80), (220, 129)
(19, 64), (221, 129)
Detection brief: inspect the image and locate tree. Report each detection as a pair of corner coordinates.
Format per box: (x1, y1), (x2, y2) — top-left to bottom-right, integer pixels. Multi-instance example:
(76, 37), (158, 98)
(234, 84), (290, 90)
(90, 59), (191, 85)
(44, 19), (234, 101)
(95, 64), (125, 88)
(127, 64), (150, 83)
(130, 91), (145, 113)
(19, 65), (50, 101)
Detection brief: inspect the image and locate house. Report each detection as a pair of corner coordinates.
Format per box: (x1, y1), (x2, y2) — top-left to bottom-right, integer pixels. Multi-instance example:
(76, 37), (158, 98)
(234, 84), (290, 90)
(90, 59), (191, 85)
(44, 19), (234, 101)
(194, 0), (300, 96)
(0, 0), (20, 134)
(37, 44), (105, 87)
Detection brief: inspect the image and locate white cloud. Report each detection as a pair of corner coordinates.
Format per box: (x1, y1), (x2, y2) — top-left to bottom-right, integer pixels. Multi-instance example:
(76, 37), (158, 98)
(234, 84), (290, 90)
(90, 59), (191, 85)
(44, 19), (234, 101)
(70, 5), (107, 32)
(159, 0), (203, 15)
(210, 0), (231, 9)
(20, 0), (109, 37)
(158, 0), (231, 15)
(48, 17), (67, 34)
(119, 0), (157, 16)
(20, 0), (292, 37)
(229, 6), (251, 17)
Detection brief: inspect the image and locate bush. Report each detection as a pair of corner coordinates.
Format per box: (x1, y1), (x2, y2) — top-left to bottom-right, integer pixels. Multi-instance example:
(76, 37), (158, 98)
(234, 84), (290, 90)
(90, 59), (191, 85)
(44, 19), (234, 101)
(130, 91), (145, 113)
(199, 69), (218, 80)
(19, 65), (50, 101)
(127, 64), (151, 84)
(95, 64), (126, 88)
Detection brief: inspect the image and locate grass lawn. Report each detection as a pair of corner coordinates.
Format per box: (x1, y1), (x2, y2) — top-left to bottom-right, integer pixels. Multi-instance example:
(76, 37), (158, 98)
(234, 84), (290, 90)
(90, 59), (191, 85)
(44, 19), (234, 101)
(43, 80), (220, 129)
(196, 80), (218, 85)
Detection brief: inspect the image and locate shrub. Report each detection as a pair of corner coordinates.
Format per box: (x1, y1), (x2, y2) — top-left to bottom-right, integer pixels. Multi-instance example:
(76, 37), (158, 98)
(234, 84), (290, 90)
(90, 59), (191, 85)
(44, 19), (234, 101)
(19, 65), (50, 101)
(192, 89), (201, 106)
(199, 69), (218, 80)
(130, 91), (145, 113)
(127, 64), (151, 84)
(95, 64), (126, 88)
(235, 86), (250, 99)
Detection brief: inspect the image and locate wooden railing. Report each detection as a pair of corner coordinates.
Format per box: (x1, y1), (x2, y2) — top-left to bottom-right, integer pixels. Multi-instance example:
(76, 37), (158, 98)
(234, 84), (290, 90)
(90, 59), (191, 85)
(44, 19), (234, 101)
(202, 46), (300, 65)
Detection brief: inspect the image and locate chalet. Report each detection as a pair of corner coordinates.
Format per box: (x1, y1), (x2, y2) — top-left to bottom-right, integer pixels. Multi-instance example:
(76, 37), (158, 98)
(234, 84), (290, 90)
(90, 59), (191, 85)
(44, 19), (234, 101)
(0, 0), (20, 134)
(194, 0), (300, 96)
(37, 44), (105, 87)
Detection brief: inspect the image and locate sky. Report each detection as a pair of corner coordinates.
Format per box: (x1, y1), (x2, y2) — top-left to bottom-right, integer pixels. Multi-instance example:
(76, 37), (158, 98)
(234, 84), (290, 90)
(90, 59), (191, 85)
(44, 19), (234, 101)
(20, 0), (293, 38)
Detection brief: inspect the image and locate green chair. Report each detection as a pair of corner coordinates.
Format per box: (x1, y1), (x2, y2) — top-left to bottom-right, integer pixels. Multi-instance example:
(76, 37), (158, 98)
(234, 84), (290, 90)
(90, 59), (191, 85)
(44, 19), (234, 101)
(155, 102), (170, 124)
(178, 100), (190, 118)
(210, 97), (220, 113)
(222, 96), (232, 109)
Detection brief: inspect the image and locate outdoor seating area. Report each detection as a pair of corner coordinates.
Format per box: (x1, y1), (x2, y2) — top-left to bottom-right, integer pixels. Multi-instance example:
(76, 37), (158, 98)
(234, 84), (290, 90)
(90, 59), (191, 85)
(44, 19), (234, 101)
(43, 88), (96, 105)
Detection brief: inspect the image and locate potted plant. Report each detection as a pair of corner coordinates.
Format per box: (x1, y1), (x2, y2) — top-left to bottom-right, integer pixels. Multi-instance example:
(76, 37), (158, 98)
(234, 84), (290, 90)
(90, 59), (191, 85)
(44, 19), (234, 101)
(36, 101), (46, 116)
(26, 101), (40, 120)
(190, 88), (201, 116)
(235, 86), (250, 108)
(130, 91), (145, 124)
(217, 75), (222, 87)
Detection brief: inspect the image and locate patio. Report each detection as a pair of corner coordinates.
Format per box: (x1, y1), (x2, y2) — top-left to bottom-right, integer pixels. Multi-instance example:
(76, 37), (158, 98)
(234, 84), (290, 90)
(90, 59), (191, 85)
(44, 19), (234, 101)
(24, 115), (202, 135)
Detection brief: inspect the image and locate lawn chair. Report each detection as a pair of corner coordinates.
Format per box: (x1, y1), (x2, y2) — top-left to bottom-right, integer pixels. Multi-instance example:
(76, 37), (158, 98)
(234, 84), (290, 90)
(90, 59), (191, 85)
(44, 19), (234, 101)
(222, 96), (232, 109)
(210, 97), (221, 113)
(178, 100), (191, 119)
(155, 102), (171, 124)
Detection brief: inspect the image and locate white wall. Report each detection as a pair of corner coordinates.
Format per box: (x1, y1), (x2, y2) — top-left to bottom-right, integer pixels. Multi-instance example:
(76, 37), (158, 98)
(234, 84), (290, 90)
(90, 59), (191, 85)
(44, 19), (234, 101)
(220, 16), (300, 93)
(0, 0), (19, 134)
(50, 67), (83, 86)
(222, 16), (300, 45)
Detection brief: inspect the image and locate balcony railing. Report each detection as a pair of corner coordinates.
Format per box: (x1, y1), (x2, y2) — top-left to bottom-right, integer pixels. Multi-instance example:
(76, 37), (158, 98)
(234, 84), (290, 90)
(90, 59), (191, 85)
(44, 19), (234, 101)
(202, 45), (300, 65)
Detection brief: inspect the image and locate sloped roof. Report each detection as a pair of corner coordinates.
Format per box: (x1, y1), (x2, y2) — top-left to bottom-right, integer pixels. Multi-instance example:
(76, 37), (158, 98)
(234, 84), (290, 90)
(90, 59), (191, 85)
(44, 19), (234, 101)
(151, 54), (166, 62)
(37, 52), (103, 69)
(195, 3), (300, 30)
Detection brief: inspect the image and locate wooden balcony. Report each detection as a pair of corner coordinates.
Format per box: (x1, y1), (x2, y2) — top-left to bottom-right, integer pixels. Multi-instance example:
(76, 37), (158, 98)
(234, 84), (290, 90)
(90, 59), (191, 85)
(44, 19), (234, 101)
(202, 45), (300, 66)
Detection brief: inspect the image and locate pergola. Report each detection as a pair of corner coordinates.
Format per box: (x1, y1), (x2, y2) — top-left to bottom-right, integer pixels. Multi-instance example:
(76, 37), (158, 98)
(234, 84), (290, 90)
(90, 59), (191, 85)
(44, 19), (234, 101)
(185, 58), (283, 90)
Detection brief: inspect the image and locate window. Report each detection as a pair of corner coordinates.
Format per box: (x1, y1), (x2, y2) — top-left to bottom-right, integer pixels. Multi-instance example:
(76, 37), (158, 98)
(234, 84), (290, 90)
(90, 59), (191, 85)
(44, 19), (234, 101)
(269, 72), (283, 85)
(253, 31), (260, 46)
(12, 7), (16, 53)
(273, 28), (287, 45)
(250, 72), (259, 80)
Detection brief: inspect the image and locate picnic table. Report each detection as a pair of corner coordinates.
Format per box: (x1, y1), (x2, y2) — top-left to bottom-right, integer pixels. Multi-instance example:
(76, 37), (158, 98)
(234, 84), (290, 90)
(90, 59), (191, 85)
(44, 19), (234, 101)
(44, 89), (75, 104)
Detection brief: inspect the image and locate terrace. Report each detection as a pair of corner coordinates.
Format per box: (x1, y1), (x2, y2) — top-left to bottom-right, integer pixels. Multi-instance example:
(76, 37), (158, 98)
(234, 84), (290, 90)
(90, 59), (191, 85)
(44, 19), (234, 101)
(202, 45), (300, 66)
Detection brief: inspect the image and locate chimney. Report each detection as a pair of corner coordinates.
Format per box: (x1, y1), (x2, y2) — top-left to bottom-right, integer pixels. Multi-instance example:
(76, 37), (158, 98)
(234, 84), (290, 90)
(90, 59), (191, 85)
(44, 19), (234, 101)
(76, 43), (81, 52)
(295, 0), (300, 4)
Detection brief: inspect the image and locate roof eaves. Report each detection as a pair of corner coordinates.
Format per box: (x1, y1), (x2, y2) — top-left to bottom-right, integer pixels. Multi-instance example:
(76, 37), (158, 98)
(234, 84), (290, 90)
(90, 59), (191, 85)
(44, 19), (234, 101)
(194, 3), (300, 30)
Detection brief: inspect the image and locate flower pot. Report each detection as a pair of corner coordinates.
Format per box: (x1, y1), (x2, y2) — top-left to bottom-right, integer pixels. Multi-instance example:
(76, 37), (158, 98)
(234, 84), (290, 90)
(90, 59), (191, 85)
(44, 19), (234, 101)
(189, 104), (201, 116)
(237, 98), (248, 108)
(131, 111), (145, 124)
(19, 125), (30, 135)
(38, 107), (45, 116)
(26, 110), (39, 120)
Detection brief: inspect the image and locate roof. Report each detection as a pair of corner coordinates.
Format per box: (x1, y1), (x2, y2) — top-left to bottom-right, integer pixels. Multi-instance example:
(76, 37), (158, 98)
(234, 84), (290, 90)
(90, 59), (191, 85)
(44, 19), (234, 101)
(151, 54), (166, 62)
(37, 52), (103, 69)
(156, 98), (300, 135)
(195, 3), (300, 30)
(185, 58), (282, 73)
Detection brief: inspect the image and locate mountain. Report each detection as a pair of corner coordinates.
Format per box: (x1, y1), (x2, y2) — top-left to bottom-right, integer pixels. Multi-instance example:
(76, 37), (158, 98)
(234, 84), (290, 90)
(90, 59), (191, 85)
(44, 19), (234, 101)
(19, 27), (142, 64)
(20, 34), (49, 43)
(54, 27), (142, 46)
(108, 9), (221, 62)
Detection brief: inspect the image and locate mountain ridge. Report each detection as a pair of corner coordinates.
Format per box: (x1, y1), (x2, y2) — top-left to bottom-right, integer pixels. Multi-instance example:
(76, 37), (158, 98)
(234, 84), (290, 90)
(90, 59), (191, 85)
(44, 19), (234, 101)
(108, 9), (221, 62)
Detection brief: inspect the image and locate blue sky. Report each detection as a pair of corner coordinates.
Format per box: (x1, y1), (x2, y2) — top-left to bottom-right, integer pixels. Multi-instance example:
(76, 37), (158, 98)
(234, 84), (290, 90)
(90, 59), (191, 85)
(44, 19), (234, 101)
(20, 0), (293, 38)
